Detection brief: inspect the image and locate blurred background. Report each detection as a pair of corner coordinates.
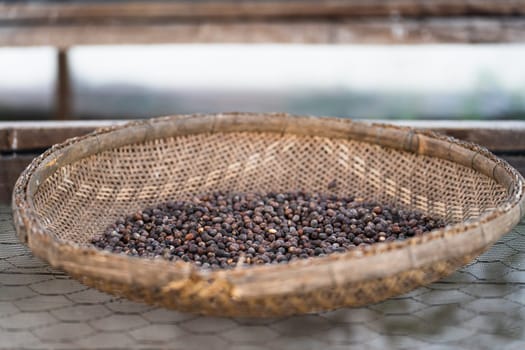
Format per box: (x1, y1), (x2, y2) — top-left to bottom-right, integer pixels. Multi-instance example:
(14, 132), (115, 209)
(1, 0), (525, 122)
(2, 44), (525, 121)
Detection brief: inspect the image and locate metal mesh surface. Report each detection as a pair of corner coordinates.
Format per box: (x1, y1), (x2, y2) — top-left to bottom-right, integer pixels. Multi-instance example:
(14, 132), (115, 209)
(1, 204), (524, 349)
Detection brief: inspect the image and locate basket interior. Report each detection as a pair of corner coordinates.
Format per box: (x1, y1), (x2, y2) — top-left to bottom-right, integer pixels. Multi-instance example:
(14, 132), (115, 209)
(32, 131), (508, 244)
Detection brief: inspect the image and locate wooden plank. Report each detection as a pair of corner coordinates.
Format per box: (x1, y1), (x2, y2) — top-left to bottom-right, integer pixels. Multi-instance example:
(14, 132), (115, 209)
(0, 127), (95, 152)
(1, 1), (524, 22)
(0, 121), (124, 152)
(0, 155), (34, 203)
(0, 129), (9, 151)
(504, 156), (525, 176)
(1, 17), (525, 48)
(1, 120), (525, 153)
(431, 129), (525, 153)
(375, 121), (525, 152)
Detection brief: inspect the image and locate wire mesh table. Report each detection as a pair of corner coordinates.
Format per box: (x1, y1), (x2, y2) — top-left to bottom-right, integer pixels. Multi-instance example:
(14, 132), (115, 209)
(1, 202), (524, 349)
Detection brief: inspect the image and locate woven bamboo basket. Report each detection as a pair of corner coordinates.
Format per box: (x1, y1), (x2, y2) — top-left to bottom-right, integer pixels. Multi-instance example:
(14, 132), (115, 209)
(12, 113), (525, 317)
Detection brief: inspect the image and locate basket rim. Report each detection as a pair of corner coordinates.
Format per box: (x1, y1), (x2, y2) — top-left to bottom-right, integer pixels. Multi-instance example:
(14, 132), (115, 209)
(11, 113), (525, 299)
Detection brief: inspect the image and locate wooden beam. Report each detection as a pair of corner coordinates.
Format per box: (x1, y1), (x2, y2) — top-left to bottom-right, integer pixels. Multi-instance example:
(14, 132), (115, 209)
(0, 121), (124, 152)
(55, 49), (71, 120)
(373, 121), (525, 152)
(1, 120), (524, 153)
(0, 155), (34, 204)
(505, 156), (525, 176)
(1, 18), (525, 48)
(1, 1), (524, 22)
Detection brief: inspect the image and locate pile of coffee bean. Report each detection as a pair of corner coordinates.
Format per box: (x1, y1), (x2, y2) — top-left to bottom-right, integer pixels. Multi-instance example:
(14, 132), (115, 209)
(92, 191), (445, 269)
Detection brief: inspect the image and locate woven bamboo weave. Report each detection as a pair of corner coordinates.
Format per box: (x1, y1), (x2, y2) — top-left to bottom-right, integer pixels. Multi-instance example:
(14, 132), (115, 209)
(12, 113), (525, 317)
